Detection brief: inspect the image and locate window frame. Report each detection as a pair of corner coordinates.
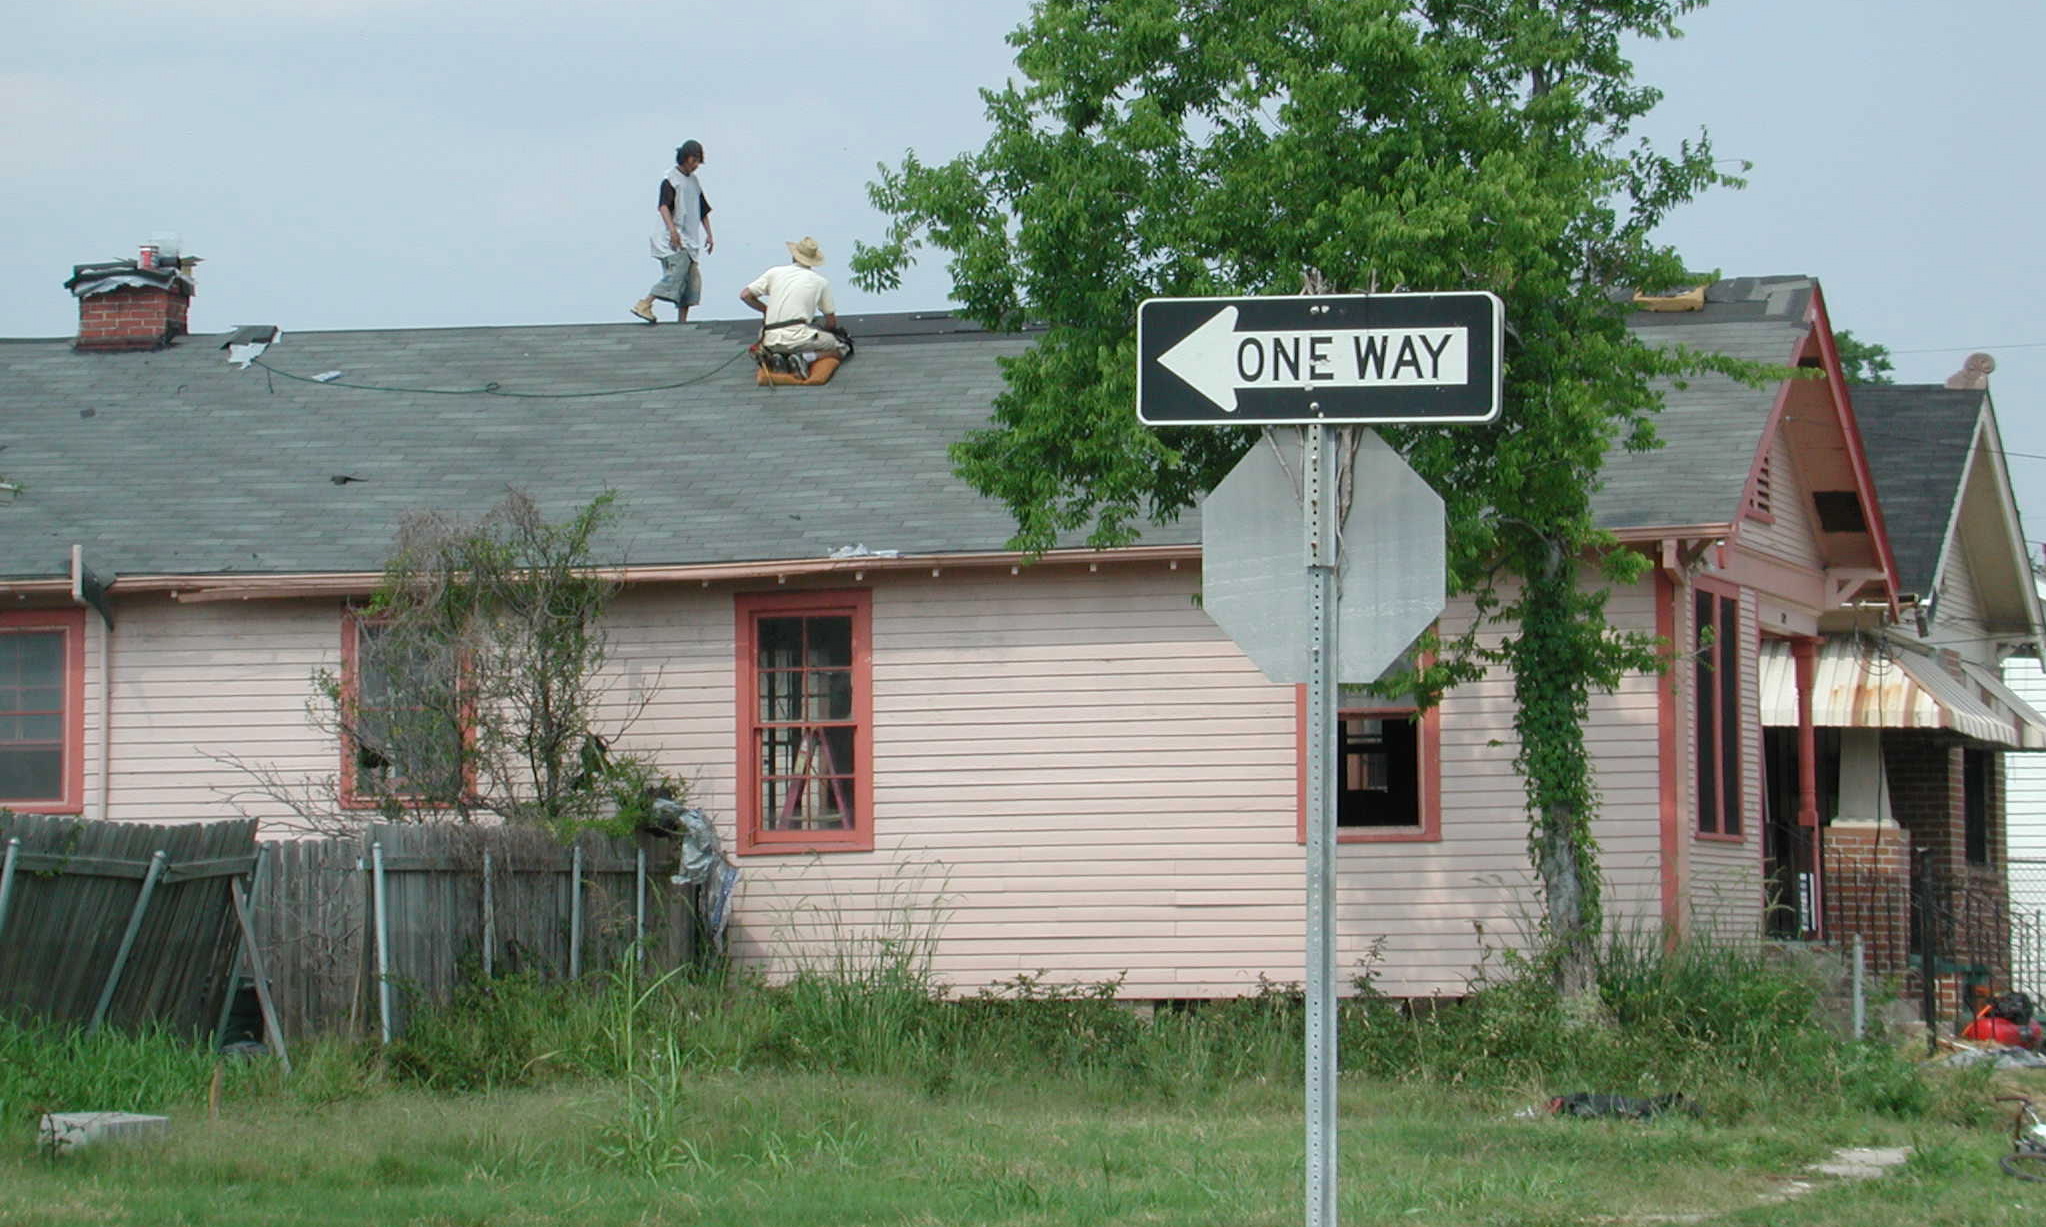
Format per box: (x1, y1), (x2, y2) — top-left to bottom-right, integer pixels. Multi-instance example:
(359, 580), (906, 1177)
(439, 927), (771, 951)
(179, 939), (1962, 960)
(734, 589), (874, 856)
(338, 608), (474, 811)
(1693, 580), (1745, 841)
(1294, 685), (1442, 844)
(0, 608), (86, 815)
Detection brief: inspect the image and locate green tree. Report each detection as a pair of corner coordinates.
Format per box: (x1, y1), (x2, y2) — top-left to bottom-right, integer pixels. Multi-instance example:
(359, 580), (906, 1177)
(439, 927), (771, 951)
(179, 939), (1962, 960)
(853, 0), (1755, 996)
(1832, 329), (1895, 385)
(318, 490), (671, 838)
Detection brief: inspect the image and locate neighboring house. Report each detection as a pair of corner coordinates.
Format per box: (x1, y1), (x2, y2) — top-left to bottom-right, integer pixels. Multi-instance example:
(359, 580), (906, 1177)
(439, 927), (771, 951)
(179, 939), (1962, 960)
(1806, 381), (2046, 1009)
(2004, 585), (2046, 997)
(4, 258), (2025, 1008)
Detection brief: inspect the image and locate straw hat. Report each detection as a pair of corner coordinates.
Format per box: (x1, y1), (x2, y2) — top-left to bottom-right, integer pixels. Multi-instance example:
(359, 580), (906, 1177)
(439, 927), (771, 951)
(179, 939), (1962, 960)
(786, 236), (826, 267)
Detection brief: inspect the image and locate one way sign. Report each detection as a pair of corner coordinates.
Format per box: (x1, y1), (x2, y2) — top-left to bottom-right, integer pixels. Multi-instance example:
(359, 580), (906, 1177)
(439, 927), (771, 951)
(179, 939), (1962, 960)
(1137, 291), (1503, 426)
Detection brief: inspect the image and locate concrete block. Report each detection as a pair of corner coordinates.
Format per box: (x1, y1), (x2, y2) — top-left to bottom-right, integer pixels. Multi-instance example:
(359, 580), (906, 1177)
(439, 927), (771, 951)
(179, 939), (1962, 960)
(37, 1111), (169, 1155)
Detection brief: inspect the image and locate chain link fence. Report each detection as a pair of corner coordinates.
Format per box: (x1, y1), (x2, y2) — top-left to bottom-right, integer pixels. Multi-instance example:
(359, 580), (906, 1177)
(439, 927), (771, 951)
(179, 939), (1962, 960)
(2011, 858), (2046, 1001)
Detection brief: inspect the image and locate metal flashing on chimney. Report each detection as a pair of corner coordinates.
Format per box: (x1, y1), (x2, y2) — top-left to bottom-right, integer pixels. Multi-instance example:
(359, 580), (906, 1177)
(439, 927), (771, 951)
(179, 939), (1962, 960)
(66, 246), (201, 353)
(63, 260), (193, 300)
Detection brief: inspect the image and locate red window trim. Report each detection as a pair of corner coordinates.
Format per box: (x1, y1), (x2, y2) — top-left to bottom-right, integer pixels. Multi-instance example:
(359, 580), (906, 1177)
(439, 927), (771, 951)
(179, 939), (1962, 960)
(337, 608), (474, 811)
(735, 588), (874, 856)
(0, 608), (87, 815)
(1294, 685), (1442, 844)
(1692, 578), (1747, 842)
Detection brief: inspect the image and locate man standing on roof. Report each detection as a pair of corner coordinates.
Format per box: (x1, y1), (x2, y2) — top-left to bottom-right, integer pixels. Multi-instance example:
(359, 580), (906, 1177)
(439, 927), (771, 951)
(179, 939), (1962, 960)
(739, 237), (847, 357)
(631, 141), (714, 325)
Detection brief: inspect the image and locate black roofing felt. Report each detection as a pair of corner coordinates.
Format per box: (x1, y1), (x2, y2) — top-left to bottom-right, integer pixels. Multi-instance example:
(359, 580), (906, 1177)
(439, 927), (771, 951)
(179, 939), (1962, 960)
(0, 314), (1170, 582)
(1847, 384), (1985, 596)
(1, 278), (1814, 582)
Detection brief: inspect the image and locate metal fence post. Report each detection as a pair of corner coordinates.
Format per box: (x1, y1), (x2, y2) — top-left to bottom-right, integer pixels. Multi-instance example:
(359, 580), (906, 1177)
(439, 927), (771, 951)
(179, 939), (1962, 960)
(569, 843), (584, 979)
(1852, 933), (1866, 1040)
(372, 842), (392, 1045)
(481, 848), (495, 980)
(91, 849), (168, 1032)
(635, 847), (648, 973)
(0, 838), (20, 942)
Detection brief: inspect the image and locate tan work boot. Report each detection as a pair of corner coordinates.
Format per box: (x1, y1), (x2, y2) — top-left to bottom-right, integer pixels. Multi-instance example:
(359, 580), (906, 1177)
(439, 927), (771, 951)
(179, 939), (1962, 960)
(629, 298), (656, 324)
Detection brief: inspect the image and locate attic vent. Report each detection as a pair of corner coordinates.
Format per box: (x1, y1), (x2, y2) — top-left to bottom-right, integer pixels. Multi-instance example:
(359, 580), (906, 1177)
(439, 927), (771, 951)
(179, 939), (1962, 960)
(1811, 491), (1867, 534)
(1745, 455), (1773, 519)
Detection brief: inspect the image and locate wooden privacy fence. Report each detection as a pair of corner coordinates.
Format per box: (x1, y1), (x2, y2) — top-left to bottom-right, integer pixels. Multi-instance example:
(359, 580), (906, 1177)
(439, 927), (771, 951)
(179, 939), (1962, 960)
(0, 812), (257, 1036)
(252, 823), (696, 1041)
(1, 814), (698, 1043)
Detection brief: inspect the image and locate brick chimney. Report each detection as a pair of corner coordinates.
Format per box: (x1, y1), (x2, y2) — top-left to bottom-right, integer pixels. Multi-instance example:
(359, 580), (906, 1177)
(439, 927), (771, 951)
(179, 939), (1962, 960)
(64, 242), (198, 352)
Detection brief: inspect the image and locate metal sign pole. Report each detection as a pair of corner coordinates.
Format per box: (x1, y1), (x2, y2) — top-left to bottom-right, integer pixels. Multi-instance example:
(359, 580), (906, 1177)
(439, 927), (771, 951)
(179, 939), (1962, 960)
(1303, 423), (1341, 1226)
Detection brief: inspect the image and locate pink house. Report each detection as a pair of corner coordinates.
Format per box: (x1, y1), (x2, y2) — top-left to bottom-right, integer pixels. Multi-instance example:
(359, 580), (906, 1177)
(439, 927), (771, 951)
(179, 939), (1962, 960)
(4, 261), (2037, 1002)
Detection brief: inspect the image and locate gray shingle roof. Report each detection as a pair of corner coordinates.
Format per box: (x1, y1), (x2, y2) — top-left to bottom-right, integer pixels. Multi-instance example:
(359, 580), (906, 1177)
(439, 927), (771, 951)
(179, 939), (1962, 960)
(1, 276), (1820, 583)
(1847, 384), (1985, 596)
(1594, 276), (1814, 531)
(0, 313), (1197, 582)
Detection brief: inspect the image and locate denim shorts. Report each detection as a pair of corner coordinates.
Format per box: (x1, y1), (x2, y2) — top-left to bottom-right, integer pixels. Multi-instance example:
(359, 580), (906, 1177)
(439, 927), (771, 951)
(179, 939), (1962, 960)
(650, 250), (702, 308)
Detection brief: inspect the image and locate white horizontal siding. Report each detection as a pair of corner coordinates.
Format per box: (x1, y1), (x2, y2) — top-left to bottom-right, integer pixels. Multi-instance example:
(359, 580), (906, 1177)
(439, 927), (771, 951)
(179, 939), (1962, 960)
(102, 596), (341, 825)
(2004, 656), (2046, 899)
(81, 560), (1681, 999)
(732, 566), (1668, 999)
(1741, 430), (1822, 570)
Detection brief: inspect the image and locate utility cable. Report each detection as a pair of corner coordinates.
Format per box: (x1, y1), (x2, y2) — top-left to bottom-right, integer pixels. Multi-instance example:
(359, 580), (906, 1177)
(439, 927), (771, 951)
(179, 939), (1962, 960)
(1889, 341), (2046, 355)
(247, 346), (753, 399)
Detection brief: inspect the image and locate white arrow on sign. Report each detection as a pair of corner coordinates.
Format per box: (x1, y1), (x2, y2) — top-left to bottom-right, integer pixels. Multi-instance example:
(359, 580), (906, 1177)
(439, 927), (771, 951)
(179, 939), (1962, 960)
(1157, 305), (1470, 414)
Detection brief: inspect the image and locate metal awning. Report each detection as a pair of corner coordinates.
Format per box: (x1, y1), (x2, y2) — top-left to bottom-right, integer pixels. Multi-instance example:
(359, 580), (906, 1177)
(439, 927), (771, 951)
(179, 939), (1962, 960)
(1961, 658), (2046, 749)
(1758, 636), (2046, 749)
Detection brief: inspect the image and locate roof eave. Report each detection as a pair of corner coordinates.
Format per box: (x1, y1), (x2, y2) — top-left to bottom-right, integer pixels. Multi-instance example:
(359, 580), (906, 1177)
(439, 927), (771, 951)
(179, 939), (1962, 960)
(0, 543), (1205, 605)
(1810, 286), (1903, 620)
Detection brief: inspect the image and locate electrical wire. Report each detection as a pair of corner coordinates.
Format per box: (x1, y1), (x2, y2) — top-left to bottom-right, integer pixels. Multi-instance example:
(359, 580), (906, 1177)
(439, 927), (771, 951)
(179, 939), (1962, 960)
(248, 346), (753, 399)
(1848, 420), (2046, 467)
(1889, 341), (2046, 355)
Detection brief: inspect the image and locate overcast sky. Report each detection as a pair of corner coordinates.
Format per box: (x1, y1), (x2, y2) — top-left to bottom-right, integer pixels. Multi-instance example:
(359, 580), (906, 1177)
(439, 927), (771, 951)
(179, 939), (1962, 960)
(6, 0), (2041, 542)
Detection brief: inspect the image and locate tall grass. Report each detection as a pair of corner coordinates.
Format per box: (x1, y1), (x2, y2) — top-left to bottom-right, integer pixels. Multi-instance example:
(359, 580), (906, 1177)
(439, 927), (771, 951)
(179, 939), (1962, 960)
(0, 1018), (261, 1124)
(7, 924), (1945, 1139)
(1340, 925), (1931, 1117)
(376, 923), (1936, 1125)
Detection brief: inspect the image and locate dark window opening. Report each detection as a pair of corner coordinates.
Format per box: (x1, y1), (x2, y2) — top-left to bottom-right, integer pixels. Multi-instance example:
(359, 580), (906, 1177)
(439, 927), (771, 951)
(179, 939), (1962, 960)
(1811, 491), (1868, 534)
(1964, 748), (1991, 866)
(1338, 714), (1420, 828)
(1695, 589), (1742, 836)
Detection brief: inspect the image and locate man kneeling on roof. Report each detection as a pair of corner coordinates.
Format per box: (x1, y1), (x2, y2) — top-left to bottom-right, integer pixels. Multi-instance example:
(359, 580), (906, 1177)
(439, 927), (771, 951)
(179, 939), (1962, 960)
(740, 237), (850, 364)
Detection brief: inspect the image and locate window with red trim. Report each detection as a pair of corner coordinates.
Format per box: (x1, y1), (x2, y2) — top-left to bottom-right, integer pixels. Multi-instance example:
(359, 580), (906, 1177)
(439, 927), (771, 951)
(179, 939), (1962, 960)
(1694, 586), (1743, 837)
(340, 611), (469, 808)
(0, 609), (85, 814)
(736, 590), (872, 854)
(1296, 685), (1440, 843)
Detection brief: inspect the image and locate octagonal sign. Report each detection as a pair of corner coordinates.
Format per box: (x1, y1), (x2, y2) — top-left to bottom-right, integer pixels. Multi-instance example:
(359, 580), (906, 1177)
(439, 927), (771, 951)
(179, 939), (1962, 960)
(1202, 430), (1445, 685)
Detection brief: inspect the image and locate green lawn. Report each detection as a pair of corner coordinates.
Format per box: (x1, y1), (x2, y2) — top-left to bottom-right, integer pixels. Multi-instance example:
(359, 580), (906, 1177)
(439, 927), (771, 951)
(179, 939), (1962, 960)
(5, 1070), (2044, 1226)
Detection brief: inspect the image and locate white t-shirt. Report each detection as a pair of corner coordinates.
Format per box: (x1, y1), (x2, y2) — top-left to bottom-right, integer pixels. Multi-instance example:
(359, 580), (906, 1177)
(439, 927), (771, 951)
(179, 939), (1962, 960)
(745, 264), (836, 345)
(649, 168), (706, 258)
